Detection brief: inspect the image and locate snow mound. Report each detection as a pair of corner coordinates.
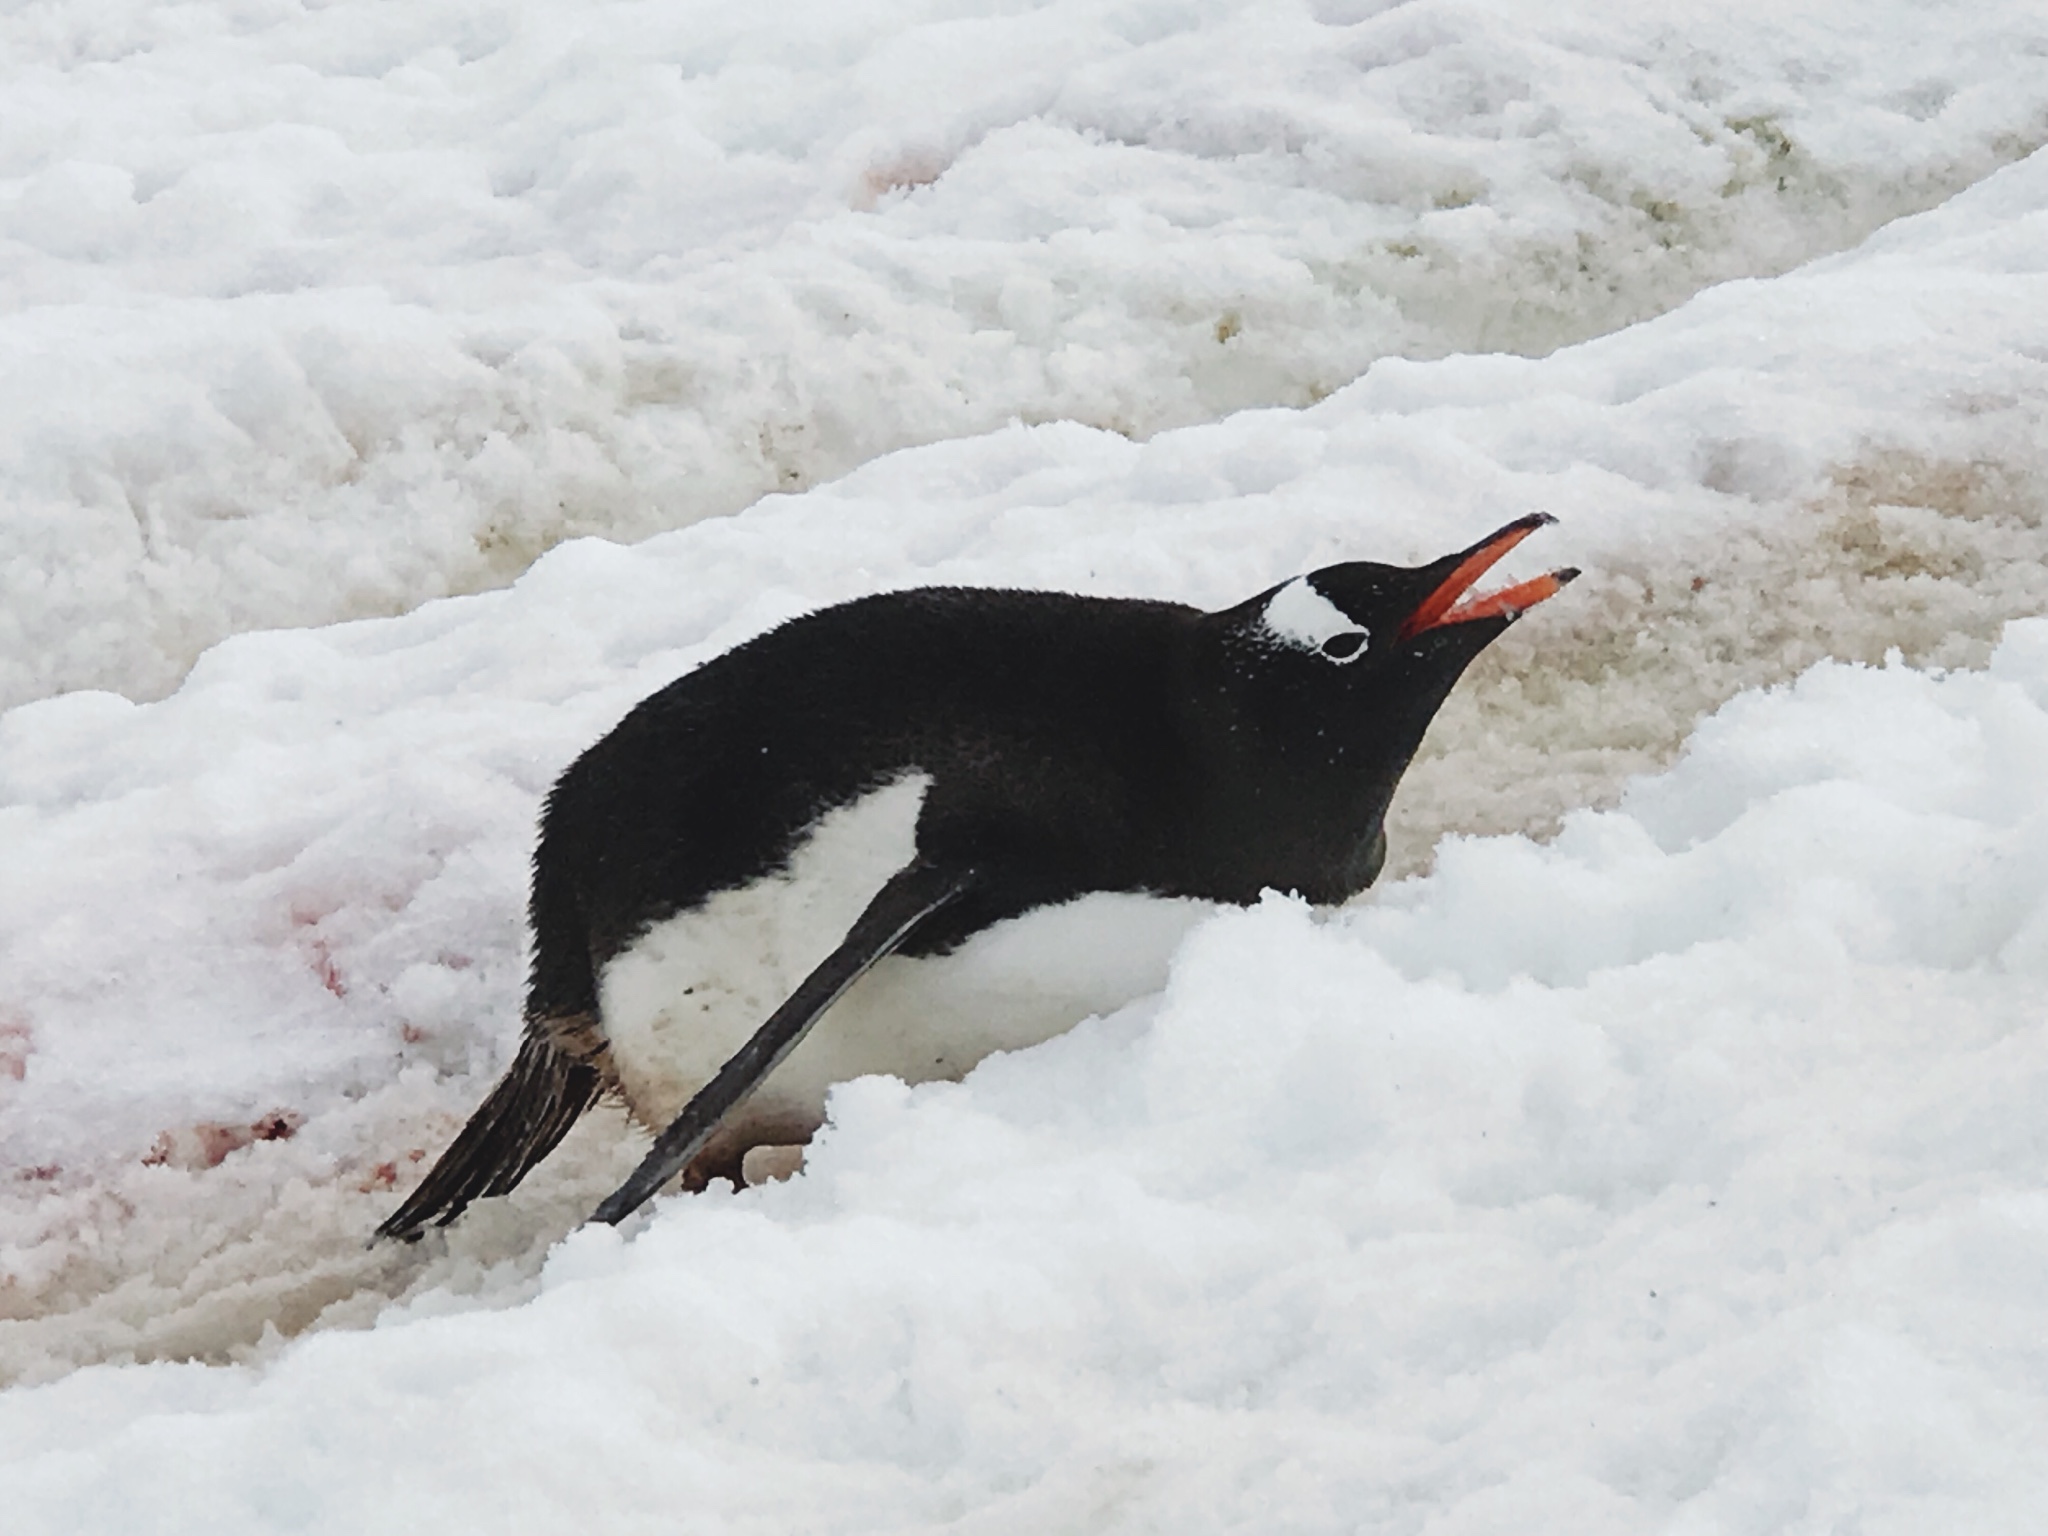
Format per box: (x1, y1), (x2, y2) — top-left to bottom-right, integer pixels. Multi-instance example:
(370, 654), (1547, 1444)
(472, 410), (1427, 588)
(6, 0), (2048, 707)
(4, 623), (2046, 1530)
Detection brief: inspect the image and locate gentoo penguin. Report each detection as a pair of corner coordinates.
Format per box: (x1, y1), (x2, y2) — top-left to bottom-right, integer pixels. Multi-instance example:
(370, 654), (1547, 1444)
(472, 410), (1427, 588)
(377, 514), (1575, 1239)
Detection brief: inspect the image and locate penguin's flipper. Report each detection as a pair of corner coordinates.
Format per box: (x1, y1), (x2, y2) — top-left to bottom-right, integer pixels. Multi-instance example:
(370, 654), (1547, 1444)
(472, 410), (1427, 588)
(592, 858), (977, 1227)
(375, 1026), (603, 1243)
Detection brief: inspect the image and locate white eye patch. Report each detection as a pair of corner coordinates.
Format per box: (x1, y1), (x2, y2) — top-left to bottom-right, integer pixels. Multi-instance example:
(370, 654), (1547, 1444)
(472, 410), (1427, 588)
(1261, 577), (1369, 662)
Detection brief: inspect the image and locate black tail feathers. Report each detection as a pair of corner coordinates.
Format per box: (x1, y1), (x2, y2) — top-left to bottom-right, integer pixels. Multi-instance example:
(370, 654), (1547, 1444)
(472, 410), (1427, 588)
(376, 1023), (603, 1242)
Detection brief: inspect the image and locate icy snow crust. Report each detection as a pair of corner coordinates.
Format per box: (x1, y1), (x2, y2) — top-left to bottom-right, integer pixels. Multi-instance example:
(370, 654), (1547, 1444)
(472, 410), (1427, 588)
(3, 126), (2048, 1525)
(5, 0), (2048, 708)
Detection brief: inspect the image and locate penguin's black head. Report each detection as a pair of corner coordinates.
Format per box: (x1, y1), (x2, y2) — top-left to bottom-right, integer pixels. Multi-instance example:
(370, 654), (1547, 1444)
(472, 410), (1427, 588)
(1244, 513), (1578, 691)
(1216, 511), (1575, 692)
(1185, 514), (1576, 897)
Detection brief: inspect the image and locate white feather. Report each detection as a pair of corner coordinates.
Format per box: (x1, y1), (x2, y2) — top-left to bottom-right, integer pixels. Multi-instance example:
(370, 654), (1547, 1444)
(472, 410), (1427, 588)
(598, 773), (1212, 1141)
(1262, 577), (1366, 655)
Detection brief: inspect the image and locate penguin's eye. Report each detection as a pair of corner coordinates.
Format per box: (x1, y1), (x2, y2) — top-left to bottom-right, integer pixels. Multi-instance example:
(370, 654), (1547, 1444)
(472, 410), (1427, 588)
(1262, 578), (1371, 662)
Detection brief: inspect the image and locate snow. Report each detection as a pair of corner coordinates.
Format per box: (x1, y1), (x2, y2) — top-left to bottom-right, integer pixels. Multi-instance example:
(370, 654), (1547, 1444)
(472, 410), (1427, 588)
(5, 0), (2048, 708)
(4, 1), (2048, 1529)
(7, 640), (2048, 1530)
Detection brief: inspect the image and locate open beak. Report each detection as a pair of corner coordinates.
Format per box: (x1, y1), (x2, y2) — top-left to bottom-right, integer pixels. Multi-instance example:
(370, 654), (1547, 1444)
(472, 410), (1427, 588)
(1396, 513), (1579, 640)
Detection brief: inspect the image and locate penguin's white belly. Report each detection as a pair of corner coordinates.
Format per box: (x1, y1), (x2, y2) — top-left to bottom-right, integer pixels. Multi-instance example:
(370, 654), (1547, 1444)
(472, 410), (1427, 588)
(596, 773), (1211, 1136)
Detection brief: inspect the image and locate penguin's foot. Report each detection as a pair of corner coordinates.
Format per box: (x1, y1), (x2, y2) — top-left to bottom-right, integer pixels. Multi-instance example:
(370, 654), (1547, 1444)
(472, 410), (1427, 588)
(740, 1144), (807, 1185)
(666, 1114), (817, 1193)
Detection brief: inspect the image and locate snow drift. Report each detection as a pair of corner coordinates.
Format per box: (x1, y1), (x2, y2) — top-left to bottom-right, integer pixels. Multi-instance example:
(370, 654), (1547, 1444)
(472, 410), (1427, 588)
(4, 0), (2048, 707)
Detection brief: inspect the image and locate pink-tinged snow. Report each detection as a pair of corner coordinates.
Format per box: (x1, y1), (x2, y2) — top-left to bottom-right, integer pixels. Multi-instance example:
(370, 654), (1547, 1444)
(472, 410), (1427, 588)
(3, 0), (2048, 708)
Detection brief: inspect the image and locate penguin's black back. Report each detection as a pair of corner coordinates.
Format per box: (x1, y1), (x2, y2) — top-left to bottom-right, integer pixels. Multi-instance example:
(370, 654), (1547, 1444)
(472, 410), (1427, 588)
(528, 587), (1205, 1024)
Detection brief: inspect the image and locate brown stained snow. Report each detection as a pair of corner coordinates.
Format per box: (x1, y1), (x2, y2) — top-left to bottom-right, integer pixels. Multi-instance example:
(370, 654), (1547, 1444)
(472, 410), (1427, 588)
(1388, 444), (2048, 876)
(0, 1011), (29, 1083)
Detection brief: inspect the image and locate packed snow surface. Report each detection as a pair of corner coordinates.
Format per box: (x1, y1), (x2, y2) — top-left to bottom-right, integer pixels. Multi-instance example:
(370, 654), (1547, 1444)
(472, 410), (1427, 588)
(5, 0), (2048, 707)
(5, 6), (2048, 1532)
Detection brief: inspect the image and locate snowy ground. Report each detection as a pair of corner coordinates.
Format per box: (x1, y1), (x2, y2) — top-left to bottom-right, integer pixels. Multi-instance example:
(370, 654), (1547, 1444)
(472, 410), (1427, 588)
(5, 4), (2048, 1533)
(5, 0), (2048, 709)
(13, 643), (2048, 1532)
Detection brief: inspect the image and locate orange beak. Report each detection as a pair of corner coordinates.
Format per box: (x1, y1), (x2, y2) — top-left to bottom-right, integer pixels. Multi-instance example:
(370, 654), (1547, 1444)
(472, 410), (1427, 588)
(1396, 514), (1579, 640)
